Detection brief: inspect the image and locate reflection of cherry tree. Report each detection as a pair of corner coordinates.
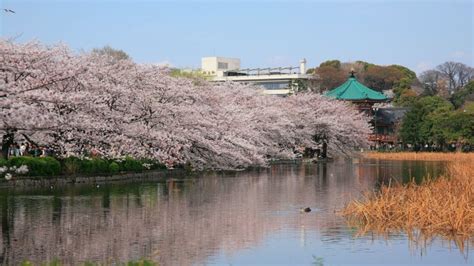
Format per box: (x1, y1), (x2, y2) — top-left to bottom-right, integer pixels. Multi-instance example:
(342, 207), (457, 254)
(0, 163), (374, 265)
(1, 40), (371, 169)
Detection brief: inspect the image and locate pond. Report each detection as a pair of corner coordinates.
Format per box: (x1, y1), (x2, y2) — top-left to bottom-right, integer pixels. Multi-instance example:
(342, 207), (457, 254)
(0, 159), (471, 265)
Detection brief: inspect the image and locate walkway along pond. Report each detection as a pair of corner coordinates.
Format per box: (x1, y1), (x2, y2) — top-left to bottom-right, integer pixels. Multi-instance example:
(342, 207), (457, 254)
(0, 159), (471, 265)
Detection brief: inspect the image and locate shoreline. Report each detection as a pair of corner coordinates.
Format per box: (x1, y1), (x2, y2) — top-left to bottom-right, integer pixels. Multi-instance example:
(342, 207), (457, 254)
(1, 157), (380, 189)
(0, 168), (191, 189)
(0, 158), (317, 189)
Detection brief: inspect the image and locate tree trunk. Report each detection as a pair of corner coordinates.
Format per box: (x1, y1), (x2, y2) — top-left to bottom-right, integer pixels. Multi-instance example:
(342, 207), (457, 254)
(320, 142), (328, 159)
(1, 132), (14, 160)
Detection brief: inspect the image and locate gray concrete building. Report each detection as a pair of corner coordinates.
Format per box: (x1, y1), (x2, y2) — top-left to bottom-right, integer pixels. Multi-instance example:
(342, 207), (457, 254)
(202, 57), (317, 95)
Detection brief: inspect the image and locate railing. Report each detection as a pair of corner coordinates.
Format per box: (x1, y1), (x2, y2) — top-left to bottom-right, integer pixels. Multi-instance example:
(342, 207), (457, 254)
(226, 66), (301, 76)
(369, 134), (397, 143)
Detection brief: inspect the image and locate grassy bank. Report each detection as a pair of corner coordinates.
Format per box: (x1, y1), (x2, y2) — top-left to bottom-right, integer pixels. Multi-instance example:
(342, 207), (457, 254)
(0, 156), (166, 180)
(342, 152), (473, 250)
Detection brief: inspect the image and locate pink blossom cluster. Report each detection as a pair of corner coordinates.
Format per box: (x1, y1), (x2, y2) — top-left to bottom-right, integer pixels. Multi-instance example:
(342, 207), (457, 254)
(1, 40), (371, 170)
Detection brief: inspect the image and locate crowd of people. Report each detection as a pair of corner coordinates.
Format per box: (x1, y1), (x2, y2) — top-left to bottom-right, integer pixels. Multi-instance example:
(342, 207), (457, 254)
(8, 142), (53, 158)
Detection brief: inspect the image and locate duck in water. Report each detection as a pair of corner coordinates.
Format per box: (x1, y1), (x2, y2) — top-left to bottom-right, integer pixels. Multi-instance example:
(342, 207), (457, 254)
(300, 207), (311, 213)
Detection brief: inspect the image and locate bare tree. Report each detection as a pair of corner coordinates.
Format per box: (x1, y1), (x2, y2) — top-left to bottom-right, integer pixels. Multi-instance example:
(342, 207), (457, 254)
(91, 45), (130, 61)
(457, 64), (474, 87)
(469, 67), (474, 81)
(436, 62), (473, 93)
(419, 70), (443, 95)
(436, 62), (459, 93)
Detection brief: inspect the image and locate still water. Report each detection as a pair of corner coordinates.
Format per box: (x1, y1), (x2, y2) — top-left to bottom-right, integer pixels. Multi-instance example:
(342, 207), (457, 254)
(0, 159), (471, 265)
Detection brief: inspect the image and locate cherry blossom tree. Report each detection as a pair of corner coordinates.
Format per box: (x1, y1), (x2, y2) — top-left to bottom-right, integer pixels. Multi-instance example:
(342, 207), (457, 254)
(282, 93), (372, 158)
(1, 40), (372, 170)
(0, 41), (86, 159)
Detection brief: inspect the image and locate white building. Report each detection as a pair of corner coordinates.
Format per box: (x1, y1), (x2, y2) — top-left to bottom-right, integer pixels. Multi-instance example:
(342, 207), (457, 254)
(201, 57), (241, 77)
(202, 57), (317, 95)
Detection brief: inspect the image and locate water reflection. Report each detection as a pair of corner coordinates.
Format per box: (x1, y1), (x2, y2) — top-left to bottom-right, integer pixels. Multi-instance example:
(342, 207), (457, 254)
(0, 160), (468, 265)
(358, 158), (446, 187)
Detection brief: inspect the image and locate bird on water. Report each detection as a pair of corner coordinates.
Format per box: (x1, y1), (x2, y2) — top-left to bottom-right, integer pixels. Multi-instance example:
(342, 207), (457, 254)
(300, 207), (311, 213)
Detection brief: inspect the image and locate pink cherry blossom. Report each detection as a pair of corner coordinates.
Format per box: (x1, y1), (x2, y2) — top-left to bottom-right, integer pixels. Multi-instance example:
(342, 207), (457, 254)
(1, 40), (371, 170)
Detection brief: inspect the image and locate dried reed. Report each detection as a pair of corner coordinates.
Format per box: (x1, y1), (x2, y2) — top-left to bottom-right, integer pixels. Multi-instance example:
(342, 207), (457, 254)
(342, 153), (474, 252)
(363, 151), (474, 162)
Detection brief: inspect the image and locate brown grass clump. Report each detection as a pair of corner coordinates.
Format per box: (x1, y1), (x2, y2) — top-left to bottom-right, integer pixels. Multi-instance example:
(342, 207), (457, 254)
(342, 154), (474, 251)
(363, 151), (474, 162)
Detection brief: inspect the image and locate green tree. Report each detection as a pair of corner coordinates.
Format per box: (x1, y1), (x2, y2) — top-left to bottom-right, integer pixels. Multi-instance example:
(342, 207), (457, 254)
(421, 101), (453, 145)
(399, 96), (453, 148)
(434, 103), (474, 145)
(450, 80), (474, 108)
(319, 59), (341, 69)
(394, 89), (418, 107)
(390, 64), (417, 82)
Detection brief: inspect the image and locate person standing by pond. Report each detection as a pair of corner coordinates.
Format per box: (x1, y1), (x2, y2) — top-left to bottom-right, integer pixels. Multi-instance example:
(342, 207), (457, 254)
(19, 143), (26, 156)
(40, 146), (48, 157)
(14, 143), (20, 157)
(8, 144), (15, 157)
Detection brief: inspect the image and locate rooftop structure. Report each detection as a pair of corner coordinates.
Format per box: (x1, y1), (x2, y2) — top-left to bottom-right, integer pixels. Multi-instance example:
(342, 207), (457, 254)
(203, 57), (317, 95)
(325, 70), (401, 147)
(325, 71), (387, 101)
(201, 57), (241, 77)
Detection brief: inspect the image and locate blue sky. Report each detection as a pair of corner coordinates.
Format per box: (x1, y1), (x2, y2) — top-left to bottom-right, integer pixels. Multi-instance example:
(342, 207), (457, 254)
(1, 0), (473, 73)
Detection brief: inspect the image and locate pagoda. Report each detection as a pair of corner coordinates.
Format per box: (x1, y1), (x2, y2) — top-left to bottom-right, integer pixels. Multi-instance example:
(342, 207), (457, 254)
(325, 70), (387, 112)
(325, 70), (396, 147)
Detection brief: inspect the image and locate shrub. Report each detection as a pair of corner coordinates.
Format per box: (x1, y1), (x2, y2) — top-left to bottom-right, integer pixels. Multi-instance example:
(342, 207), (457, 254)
(61, 156), (81, 175)
(5, 156), (164, 178)
(80, 158), (109, 174)
(43, 157), (61, 176)
(120, 157), (143, 172)
(109, 162), (120, 174)
(8, 157), (61, 176)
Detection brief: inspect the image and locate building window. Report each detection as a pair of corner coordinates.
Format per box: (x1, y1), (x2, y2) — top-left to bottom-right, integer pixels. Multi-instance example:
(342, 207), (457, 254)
(260, 82), (290, 90)
(218, 62), (228, 69)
